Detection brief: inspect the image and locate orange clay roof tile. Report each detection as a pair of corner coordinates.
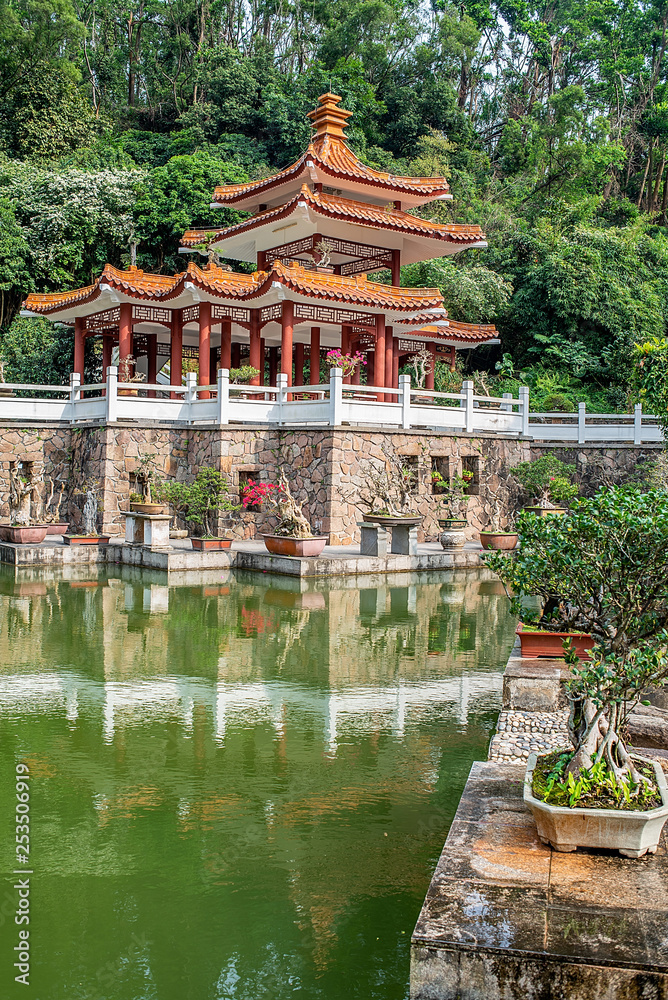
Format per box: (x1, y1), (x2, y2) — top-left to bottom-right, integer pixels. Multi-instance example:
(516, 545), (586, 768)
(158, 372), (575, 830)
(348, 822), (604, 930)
(403, 319), (498, 344)
(24, 260), (444, 315)
(182, 187), (484, 250)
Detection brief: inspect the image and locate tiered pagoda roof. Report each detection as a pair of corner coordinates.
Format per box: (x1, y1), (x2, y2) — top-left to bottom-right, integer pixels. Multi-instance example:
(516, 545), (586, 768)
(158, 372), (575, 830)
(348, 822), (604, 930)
(210, 93), (451, 212)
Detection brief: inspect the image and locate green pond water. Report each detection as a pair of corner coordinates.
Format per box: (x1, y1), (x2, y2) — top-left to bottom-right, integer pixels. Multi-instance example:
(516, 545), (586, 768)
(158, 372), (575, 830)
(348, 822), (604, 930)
(0, 566), (516, 1000)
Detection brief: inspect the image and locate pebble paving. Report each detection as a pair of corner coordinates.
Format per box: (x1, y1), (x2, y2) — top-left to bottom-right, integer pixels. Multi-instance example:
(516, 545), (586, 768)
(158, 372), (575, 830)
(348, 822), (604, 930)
(488, 709), (571, 763)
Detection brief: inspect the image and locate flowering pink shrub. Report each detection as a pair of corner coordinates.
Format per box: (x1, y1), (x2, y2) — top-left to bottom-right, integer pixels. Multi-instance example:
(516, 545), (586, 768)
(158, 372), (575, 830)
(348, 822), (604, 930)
(325, 349), (367, 377)
(240, 479), (284, 509)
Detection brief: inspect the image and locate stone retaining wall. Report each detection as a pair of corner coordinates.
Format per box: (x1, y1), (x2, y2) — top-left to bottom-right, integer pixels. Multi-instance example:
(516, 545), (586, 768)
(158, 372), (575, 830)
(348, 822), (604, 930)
(0, 423), (661, 543)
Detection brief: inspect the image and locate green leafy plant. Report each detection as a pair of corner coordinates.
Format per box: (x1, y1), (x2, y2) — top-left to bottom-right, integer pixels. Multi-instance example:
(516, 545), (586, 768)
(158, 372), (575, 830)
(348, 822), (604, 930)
(512, 454), (578, 508)
(229, 366), (260, 384)
(486, 486), (668, 792)
(157, 468), (238, 537)
(435, 470), (473, 518)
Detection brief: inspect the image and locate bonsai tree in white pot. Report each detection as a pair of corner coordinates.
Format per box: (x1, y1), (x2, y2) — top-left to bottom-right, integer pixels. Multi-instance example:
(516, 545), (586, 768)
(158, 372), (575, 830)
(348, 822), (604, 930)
(486, 485), (668, 855)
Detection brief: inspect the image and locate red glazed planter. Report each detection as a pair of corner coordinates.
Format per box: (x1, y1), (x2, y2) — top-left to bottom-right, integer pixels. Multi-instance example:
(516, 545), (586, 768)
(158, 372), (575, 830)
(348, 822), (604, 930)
(261, 534), (328, 557)
(191, 538), (232, 551)
(63, 535), (111, 546)
(46, 523), (70, 535)
(1, 525), (49, 544)
(516, 623), (593, 660)
(480, 531), (518, 550)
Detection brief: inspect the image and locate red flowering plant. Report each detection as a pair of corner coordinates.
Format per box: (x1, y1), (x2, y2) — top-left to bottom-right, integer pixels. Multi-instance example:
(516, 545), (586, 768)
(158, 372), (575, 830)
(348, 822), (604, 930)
(241, 470), (316, 538)
(325, 349), (366, 378)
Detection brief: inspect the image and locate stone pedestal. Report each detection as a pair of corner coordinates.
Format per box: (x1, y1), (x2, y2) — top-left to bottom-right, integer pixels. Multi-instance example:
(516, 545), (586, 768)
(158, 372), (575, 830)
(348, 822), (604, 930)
(124, 513), (171, 549)
(391, 523), (418, 555)
(359, 522), (388, 556)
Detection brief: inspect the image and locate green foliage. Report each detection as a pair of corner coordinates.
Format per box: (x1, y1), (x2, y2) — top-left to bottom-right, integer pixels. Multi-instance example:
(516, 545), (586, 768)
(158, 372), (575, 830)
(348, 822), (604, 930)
(512, 455), (578, 506)
(633, 336), (668, 429)
(0, 316), (99, 385)
(229, 366), (260, 384)
(485, 486), (668, 646)
(532, 750), (661, 811)
(157, 468), (239, 537)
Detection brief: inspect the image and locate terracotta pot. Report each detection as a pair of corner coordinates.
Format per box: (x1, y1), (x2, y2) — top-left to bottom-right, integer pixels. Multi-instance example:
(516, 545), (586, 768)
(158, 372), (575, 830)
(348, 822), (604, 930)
(1, 525), (49, 544)
(63, 535), (110, 545)
(46, 522), (70, 535)
(130, 502), (168, 515)
(261, 534), (328, 557)
(479, 531), (518, 550)
(525, 752), (668, 857)
(516, 622), (593, 660)
(362, 514), (422, 527)
(190, 537), (232, 550)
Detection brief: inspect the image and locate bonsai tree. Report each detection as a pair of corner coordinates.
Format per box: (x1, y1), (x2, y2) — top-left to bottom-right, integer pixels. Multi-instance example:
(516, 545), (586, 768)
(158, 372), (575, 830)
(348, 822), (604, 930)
(480, 468), (520, 532)
(406, 347), (433, 390)
(486, 486), (668, 790)
(342, 447), (419, 517)
(512, 454), (578, 508)
(241, 470), (314, 538)
(434, 470), (473, 520)
(159, 468), (238, 537)
(134, 453), (160, 503)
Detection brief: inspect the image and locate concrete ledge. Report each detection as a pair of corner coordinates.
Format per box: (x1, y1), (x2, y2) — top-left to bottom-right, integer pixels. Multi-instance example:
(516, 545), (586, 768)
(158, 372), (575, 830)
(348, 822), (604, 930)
(0, 537), (483, 578)
(410, 760), (668, 1000)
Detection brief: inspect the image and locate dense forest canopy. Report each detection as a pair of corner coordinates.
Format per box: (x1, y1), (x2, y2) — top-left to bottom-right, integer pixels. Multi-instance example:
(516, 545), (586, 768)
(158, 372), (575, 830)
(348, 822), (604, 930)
(3, 0), (668, 409)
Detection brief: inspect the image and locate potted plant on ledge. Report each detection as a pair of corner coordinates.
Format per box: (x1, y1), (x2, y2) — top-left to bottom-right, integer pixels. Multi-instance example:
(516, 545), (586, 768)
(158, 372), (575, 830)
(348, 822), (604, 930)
(344, 449), (422, 528)
(0, 464), (51, 544)
(159, 468), (238, 549)
(512, 454), (578, 515)
(242, 471), (327, 557)
(479, 473), (519, 550)
(435, 470), (473, 550)
(486, 485), (668, 856)
(130, 454), (167, 514)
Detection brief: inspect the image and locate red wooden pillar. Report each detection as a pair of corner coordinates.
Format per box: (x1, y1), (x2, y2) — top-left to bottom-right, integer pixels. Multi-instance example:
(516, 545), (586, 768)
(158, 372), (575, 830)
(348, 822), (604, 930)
(170, 310), (183, 398)
(385, 325), (394, 401)
(257, 250), (267, 271)
(209, 345), (218, 380)
(147, 334), (158, 398)
(309, 326), (320, 385)
(449, 345), (457, 371)
(351, 342), (361, 386)
(392, 340), (399, 393)
(198, 301), (211, 398)
(259, 337), (266, 385)
(269, 346), (279, 387)
(119, 303), (133, 389)
(220, 319), (232, 370)
(391, 249), (401, 287)
(294, 343), (304, 386)
(281, 300), (293, 386)
(74, 317), (85, 379)
(249, 308), (261, 385)
(375, 313), (386, 402)
(426, 342), (437, 391)
(367, 348), (375, 387)
(102, 335), (113, 377)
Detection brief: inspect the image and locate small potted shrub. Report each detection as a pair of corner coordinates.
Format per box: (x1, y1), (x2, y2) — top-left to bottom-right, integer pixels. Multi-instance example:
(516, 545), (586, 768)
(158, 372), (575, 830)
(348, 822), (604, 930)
(512, 454), (578, 514)
(343, 448), (422, 527)
(1, 464), (50, 544)
(487, 486), (668, 856)
(242, 470), (327, 557)
(479, 473), (519, 550)
(159, 468), (238, 549)
(435, 471), (473, 550)
(130, 454), (167, 514)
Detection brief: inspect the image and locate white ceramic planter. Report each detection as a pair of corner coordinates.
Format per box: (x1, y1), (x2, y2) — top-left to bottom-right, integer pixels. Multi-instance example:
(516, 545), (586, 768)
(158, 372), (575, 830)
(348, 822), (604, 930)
(524, 751), (668, 858)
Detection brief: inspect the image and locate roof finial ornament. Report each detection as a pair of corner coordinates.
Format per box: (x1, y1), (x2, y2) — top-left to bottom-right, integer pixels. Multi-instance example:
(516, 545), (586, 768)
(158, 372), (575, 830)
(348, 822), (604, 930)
(307, 92), (353, 144)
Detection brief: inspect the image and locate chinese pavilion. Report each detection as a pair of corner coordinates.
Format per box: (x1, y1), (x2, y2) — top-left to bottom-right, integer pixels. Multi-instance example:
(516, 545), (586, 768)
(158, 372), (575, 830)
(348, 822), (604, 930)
(23, 93), (498, 398)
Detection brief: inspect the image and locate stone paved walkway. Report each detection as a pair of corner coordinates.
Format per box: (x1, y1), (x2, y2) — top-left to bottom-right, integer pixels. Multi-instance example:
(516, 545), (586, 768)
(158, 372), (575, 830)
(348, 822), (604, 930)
(488, 708), (570, 763)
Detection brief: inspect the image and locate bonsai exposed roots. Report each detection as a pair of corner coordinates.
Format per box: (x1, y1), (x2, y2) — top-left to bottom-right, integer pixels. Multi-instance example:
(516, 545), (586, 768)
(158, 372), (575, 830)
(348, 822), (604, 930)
(566, 697), (646, 789)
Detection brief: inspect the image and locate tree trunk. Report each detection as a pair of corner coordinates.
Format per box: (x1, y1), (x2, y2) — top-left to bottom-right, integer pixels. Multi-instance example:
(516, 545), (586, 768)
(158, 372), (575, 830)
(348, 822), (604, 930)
(660, 168), (668, 225)
(652, 152), (666, 212)
(637, 141), (654, 207)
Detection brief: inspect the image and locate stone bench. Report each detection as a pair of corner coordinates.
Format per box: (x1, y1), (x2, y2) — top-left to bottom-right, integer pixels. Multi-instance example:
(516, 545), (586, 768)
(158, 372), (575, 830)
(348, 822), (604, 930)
(358, 521), (418, 557)
(124, 513), (172, 549)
